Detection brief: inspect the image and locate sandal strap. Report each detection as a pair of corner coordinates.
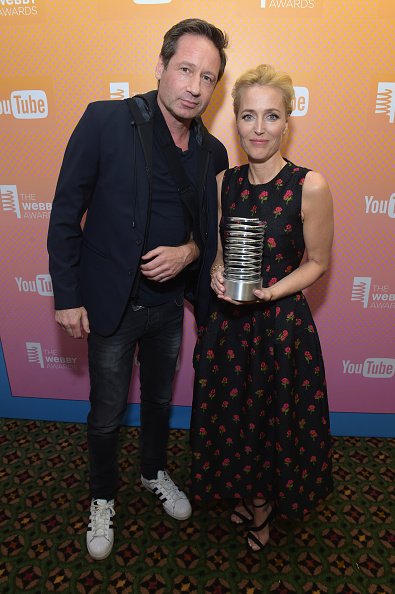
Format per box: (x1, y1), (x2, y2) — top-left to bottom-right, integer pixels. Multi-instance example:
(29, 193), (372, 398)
(231, 498), (253, 524)
(232, 510), (250, 523)
(247, 530), (267, 551)
(241, 498), (253, 516)
(248, 508), (274, 532)
(251, 499), (269, 509)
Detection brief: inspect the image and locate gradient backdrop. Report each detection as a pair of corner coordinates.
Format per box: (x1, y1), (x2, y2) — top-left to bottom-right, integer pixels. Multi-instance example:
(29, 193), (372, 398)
(0, 0), (394, 435)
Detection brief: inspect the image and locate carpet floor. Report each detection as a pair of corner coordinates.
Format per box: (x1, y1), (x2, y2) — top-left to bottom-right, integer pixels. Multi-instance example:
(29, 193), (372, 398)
(1, 418), (394, 593)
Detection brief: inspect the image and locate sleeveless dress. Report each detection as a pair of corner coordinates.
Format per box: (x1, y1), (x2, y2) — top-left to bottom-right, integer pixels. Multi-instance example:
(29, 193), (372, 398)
(189, 161), (333, 520)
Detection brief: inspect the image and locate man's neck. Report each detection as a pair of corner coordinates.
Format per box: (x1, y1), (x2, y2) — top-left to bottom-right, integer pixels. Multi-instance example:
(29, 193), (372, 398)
(156, 97), (191, 152)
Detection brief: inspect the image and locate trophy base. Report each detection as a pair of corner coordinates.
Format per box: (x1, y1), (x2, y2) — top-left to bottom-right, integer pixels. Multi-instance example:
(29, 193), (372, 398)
(224, 278), (262, 302)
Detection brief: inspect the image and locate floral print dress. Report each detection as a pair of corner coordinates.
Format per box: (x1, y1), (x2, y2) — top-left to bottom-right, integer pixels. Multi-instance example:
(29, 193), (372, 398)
(189, 161), (333, 520)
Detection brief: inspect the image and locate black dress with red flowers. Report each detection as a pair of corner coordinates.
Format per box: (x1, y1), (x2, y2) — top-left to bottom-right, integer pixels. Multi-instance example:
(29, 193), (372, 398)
(189, 161), (333, 520)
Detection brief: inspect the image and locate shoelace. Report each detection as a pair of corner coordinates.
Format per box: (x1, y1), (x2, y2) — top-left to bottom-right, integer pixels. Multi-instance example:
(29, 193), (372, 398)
(90, 500), (115, 537)
(153, 472), (182, 500)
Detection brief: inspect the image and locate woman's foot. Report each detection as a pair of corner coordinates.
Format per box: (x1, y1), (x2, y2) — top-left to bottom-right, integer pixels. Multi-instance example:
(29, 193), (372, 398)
(247, 499), (273, 551)
(230, 498), (253, 525)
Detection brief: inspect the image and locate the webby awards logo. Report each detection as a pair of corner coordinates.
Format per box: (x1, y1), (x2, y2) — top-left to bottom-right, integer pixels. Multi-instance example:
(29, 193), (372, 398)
(375, 82), (395, 124)
(133, 1), (171, 4)
(26, 342), (44, 368)
(351, 277), (395, 309)
(0, 0), (40, 17)
(0, 90), (48, 118)
(0, 185), (52, 220)
(261, 0), (315, 8)
(109, 82), (130, 100)
(26, 342), (78, 369)
(0, 185), (20, 218)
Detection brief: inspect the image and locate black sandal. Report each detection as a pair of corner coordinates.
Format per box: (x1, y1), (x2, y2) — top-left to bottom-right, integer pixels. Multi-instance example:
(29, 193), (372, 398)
(247, 502), (274, 551)
(230, 498), (253, 525)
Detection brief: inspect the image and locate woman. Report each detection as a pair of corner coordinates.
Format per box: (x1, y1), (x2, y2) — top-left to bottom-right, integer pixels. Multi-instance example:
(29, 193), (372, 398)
(190, 64), (334, 552)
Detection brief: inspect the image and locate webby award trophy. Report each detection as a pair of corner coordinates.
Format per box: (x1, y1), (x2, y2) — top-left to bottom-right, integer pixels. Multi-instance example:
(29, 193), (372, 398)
(223, 217), (266, 301)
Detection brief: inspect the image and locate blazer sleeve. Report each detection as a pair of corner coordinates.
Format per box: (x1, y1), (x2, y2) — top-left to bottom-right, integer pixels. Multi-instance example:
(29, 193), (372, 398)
(47, 103), (100, 310)
(210, 135), (229, 174)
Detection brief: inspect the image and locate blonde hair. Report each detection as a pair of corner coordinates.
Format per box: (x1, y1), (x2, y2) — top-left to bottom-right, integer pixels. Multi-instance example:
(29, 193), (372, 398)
(232, 64), (295, 116)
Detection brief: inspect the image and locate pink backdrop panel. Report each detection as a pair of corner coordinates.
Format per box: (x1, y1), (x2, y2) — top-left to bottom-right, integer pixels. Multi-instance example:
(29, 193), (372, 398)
(1, 0), (394, 416)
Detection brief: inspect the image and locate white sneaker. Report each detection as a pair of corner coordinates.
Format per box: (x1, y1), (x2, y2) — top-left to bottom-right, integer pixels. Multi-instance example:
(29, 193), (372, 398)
(141, 470), (192, 520)
(86, 499), (115, 560)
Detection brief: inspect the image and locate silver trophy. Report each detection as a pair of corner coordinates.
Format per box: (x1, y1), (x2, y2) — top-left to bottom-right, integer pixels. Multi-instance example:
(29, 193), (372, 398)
(223, 216), (266, 301)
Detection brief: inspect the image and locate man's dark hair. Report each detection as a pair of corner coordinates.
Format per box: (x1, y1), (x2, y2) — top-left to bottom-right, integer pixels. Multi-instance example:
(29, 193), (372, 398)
(160, 18), (228, 82)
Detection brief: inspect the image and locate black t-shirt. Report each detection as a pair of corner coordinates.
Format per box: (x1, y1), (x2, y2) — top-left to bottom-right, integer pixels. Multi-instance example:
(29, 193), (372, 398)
(136, 114), (198, 306)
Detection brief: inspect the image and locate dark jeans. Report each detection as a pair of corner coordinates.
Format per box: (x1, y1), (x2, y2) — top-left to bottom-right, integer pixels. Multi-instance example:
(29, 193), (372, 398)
(87, 298), (184, 500)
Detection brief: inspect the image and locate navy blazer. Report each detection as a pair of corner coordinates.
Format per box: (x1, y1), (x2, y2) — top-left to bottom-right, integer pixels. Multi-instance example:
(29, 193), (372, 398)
(47, 91), (228, 335)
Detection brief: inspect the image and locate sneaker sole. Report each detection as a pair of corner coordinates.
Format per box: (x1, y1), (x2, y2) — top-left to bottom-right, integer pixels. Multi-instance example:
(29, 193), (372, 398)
(141, 482), (192, 521)
(164, 507), (192, 521)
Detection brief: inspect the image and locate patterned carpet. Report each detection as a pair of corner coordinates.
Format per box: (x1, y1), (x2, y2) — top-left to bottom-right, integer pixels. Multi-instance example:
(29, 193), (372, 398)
(1, 418), (394, 594)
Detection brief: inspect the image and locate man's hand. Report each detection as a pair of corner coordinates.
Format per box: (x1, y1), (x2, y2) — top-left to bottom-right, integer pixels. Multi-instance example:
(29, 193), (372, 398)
(140, 242), (199, 283)
(55, 307), (90, 339)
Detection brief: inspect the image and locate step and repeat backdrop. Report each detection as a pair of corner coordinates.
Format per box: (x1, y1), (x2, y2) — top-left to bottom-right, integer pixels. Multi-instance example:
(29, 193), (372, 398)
(1, 1), (394, 431)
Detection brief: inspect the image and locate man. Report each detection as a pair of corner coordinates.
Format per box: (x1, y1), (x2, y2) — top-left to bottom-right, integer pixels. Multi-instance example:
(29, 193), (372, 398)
(47, 18), (229, 560)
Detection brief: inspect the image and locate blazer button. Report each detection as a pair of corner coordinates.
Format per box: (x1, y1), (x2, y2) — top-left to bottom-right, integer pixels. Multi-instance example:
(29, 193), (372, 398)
(136, 239), (142, 245)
